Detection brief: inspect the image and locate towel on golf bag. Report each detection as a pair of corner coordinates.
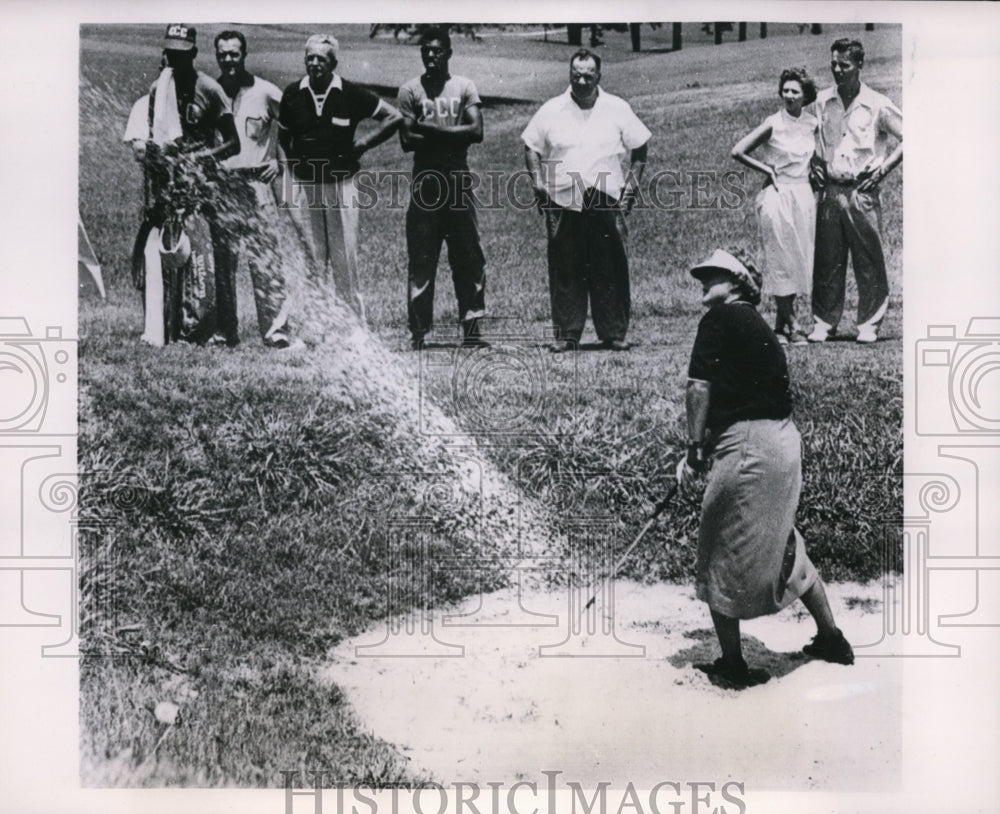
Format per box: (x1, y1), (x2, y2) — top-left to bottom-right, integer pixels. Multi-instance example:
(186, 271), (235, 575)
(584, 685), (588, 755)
(131, 220), (165, 346)
(159, 212), (217, 344)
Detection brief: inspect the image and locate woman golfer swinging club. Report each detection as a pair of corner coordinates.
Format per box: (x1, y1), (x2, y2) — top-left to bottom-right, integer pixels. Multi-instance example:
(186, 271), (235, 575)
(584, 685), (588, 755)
(677, 247), (854, 688)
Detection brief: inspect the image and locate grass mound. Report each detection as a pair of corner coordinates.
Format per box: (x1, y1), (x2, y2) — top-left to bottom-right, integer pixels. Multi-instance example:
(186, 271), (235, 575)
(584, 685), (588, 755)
(79, 301), (561, 786)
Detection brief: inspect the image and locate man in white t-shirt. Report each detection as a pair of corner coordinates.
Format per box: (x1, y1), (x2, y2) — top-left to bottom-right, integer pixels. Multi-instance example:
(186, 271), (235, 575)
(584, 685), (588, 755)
(214, 29), (301, 349)
(522, 49), (650, 352)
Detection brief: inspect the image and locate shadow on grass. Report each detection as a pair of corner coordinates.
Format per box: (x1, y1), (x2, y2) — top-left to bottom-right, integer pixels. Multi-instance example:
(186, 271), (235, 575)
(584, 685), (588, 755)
(668, 627), (813, 691)
(412, 340), (645, 351)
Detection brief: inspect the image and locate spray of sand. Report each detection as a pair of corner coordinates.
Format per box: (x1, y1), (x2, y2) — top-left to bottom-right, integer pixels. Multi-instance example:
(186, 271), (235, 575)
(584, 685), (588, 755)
(271, 227), (900, 793)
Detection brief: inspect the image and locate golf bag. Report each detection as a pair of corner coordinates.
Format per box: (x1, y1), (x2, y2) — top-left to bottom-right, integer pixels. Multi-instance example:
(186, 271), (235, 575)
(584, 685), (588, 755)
(132, 141), (222, 346)
(131, 211), (218, 345)
(160, 212), (217, 344)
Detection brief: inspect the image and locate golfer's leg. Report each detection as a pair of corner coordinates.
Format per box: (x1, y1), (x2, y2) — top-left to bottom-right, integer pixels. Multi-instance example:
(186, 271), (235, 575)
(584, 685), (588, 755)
(210, 211), (240, 345)
(811, 191), (850, 330)
(587, 207), (630, 343)
(444, 195), (487, 325)
(245, 183), (291, 344)
(545, 206), (587, 343)
(774, 295), (796, 333)
(288, 180), (329, 284)
(141, 227), (165, 346)
(710, 609), (743, 663)
(330, 177), (366, 322)
(406, 186), (444, 340)
(800, 580), (838, 637)
(846, 190), (890, 330)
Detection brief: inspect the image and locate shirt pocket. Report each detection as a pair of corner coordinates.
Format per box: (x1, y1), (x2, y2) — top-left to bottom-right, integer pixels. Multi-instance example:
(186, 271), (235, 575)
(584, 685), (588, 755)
(244, 116), (267, 141)
(330, 116), (351, 128)
(846, 105), (876, 148)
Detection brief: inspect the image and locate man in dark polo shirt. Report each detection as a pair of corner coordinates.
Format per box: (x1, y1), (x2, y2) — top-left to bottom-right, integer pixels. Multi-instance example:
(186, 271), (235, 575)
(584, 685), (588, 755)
(278, 33), (401, 323)
(398, 27), (487, 349)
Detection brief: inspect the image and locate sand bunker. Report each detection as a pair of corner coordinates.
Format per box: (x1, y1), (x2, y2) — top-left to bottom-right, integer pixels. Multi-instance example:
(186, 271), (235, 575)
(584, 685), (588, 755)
(323, 580), (901, 791)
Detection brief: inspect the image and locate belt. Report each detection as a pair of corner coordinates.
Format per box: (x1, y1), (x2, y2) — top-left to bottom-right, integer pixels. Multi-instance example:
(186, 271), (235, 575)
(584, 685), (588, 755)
(231, 165), (271, 181)
(827, 177), (859, 187)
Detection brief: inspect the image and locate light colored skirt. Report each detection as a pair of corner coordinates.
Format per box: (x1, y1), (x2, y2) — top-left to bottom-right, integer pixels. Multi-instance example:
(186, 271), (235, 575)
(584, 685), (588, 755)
(696, 418), (818, 619)
(755, 179), (816, 298)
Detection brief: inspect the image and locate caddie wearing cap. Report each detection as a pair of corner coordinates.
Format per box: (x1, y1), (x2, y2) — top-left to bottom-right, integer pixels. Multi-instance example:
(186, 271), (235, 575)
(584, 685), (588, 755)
(140, 24), (241, 345)
(677, 247), (854, 688)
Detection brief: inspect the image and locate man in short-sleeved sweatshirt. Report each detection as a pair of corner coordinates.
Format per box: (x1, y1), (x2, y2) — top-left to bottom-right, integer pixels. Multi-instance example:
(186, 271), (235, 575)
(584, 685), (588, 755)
(278, 33), (401, 323)
(522, 49), (650, 352)
(398, 27), (487, 349)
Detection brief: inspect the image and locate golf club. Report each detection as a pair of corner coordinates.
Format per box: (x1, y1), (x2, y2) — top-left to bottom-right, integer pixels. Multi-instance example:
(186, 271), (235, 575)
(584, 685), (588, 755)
(581, 480), (680, 614)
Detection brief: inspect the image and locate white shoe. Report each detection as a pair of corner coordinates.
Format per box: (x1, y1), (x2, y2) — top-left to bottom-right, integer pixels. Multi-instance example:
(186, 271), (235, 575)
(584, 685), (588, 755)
(807, 322), (832, 343)
(856, 325), (878, 344)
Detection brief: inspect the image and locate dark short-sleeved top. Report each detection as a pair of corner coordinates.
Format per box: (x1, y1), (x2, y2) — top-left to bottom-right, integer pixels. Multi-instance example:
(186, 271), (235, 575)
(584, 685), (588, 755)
(148, 71), (232, 153)
(278, 74), (380, 181)
(688, 302), (792, 433)
(397, 74), (481, 172)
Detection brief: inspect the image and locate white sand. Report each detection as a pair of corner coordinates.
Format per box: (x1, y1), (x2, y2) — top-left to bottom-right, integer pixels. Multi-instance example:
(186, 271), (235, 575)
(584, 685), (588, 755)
(322, 580), (901, 791)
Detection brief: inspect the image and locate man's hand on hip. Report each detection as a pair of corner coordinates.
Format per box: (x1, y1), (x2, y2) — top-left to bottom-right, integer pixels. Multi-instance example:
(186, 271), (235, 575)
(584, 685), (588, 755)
(532, 184), (551, 214)
(259, 159), (280, 183)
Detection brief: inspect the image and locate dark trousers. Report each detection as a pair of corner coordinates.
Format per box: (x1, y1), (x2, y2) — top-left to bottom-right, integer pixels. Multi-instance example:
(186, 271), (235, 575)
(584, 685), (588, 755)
(406, 169), (486, 339)
(544, 191), (630, 343)
(812, 184), (890, 329)
(209, 215), (239, 345)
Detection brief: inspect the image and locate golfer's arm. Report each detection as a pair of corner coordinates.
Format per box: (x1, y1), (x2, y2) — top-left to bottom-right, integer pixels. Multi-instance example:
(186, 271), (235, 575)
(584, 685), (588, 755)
(184, 113), (239, 163)
(399, 115), (426, 152)
(203, 113), (240, 161)
(879, 107), (903, 178)
(417, 104), (484, 145)
(730, 122), (775, 178)
(524, 146), (544, 186)
(357, 101), (403, 153)
(626, 142), (648, 189)
(685, 379), (712, 446)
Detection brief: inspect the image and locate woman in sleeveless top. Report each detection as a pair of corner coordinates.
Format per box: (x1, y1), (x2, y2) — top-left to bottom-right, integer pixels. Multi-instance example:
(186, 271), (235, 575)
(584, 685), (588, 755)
(731, 68), (818, 345)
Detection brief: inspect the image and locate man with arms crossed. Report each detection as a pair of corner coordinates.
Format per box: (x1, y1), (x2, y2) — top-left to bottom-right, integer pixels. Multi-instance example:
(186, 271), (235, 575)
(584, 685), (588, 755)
(398, 27), (487, 349)
(278, 34), (401, 323)
(808, 38), (902, 345)
(522, 49), (650, 353)
(214, 29), (301, 350)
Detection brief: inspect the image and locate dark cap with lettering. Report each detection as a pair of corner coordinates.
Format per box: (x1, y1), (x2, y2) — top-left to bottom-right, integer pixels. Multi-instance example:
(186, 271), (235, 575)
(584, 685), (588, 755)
(164, 23), (197, 51)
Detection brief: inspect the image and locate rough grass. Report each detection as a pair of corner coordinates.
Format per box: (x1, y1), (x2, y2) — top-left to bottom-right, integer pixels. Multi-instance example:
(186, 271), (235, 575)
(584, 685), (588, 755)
(79, 22), (902, 787)
(79, 334), (512, 786)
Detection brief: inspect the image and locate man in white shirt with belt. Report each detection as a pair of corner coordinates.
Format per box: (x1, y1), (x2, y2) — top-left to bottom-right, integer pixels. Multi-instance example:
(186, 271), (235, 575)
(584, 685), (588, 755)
(214, 29), (300, 349)
(808, 38), (903, 345)
(522, 49), (650, 352)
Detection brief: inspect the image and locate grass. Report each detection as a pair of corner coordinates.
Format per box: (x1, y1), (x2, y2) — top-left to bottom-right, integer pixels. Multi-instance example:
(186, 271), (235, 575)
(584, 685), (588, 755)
(79, 22), (902, 786)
